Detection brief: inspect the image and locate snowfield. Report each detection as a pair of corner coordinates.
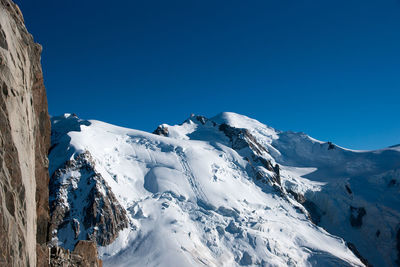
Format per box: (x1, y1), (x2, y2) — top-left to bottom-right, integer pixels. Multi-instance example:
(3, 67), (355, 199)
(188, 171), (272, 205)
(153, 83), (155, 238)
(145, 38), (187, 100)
(49, 112), (400, 267)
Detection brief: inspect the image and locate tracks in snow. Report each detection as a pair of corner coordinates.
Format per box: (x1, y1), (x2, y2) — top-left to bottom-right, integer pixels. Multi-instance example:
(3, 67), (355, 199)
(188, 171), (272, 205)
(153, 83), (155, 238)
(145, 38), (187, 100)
(175, 147), (209, 203)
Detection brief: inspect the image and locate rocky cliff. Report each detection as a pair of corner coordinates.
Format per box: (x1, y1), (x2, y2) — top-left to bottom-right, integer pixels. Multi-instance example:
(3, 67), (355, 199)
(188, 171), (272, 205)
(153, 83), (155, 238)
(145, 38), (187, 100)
(0, 1), (102, 266)
(0, 0), (50, 265)
(48, 150), (128, 250)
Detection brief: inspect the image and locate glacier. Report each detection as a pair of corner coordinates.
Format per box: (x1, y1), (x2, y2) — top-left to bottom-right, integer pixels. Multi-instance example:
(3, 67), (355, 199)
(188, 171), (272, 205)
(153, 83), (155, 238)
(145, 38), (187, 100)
(48, 112), (400, 267)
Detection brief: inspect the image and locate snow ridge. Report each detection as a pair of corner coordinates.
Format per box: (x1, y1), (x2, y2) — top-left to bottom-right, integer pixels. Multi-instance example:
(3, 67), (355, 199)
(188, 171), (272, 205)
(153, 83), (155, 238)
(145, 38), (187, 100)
(49, 112), (400, 267)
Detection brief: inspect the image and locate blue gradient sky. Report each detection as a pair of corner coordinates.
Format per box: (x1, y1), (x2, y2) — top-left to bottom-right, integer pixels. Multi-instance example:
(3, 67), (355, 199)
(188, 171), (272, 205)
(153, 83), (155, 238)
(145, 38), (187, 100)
(15, 0), (400, 150)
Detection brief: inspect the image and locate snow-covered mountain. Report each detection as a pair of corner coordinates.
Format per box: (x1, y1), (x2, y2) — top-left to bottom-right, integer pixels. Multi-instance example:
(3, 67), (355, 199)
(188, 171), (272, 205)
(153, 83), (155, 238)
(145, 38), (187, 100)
(48, 112), (400, 267)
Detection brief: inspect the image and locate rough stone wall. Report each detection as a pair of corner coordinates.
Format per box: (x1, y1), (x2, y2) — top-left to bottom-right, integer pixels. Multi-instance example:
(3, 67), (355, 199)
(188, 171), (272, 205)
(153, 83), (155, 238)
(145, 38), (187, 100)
(49, 151), (129, 249)
(0, 0), (50, 266)
(50, 241), (102, 267)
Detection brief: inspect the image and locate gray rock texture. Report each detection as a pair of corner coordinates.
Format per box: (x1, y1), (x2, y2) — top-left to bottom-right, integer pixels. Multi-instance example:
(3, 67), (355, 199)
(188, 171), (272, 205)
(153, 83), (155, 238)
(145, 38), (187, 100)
(49, 151), (129, 249)
(153, 124), (169, 136)
(49, 241), (102, 267)
(0, 1), (102, 266)
(0, 0), (50, 266)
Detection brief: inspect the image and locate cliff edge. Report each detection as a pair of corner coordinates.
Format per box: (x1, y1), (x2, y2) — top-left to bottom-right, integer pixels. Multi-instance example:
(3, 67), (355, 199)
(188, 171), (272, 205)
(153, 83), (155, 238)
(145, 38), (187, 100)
(0, 0), (50, 265)
(0, 1), (101, 266)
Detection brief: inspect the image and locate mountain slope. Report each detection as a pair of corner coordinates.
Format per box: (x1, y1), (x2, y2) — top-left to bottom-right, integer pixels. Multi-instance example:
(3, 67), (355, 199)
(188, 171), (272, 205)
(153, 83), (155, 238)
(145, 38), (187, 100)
(272, 131), (400, 267)
(49, 112), (399, 267)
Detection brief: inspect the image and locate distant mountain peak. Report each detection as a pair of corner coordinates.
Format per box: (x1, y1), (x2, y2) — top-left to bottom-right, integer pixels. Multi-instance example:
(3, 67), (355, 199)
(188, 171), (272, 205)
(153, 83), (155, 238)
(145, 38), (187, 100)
(47, 113), (400, 266)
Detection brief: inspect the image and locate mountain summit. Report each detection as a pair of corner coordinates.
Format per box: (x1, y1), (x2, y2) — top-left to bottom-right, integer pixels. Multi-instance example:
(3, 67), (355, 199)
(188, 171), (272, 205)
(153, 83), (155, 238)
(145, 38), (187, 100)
(48, 112), (400, 267)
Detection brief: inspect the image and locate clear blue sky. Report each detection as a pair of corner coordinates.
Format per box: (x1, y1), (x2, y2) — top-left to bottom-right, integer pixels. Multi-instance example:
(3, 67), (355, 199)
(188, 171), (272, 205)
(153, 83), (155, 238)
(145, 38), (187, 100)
(15, 0), (400, 150)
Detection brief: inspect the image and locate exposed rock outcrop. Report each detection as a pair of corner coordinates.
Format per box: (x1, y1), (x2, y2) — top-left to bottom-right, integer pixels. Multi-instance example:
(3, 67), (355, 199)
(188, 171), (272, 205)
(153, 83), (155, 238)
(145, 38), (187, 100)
(0, 0), (50, 265)
(50, 241), (102, 267)
(49, 151), (129, 249)
(0, 2), (103, 266)
(153, 124), (169, 136)
(191, 114), (208, 125)
(218, 122), (282, 187)
(346, 242), (373, 267)
(327, 141), (335, 150)
(287, 190), (322, 224)
(219, 123), (267, 155)
(350, 206), (366, 228)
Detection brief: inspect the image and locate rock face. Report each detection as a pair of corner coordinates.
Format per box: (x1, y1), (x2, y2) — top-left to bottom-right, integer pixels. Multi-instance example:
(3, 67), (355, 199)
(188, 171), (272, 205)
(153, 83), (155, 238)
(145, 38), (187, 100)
(217, 122), (281, 187)
(219, 123), (267, 155)
(153, 124), (169, 136)
(50, 241), (102, 267)
(0, 2), (103, 266)
(48, 150), (129, 250)
(350, 206), (367, 228)
(0, 0), (51, 266)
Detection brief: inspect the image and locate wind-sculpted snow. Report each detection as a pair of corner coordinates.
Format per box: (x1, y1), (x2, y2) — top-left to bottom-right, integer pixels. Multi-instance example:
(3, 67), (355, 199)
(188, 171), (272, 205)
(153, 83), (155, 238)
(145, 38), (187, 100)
(49, 112), (399, 267)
